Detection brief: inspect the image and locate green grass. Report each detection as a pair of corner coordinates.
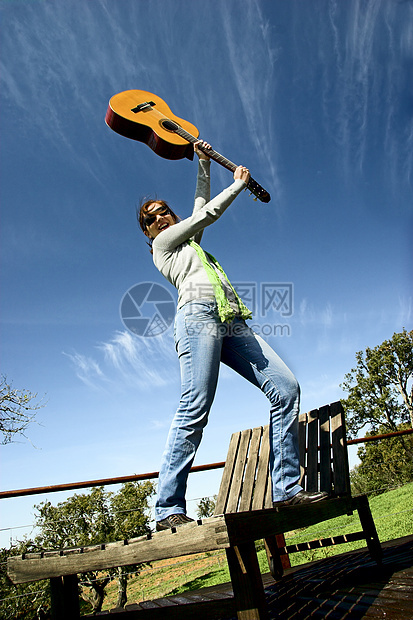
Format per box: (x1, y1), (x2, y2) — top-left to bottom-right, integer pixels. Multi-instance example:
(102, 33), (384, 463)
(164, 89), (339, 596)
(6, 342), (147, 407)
(101, 483), (413, 608)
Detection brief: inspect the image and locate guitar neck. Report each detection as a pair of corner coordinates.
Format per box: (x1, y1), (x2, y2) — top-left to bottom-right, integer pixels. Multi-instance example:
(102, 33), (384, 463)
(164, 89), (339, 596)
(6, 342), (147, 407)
(161, 119), (270, 203)
(173, 126), (238, 173)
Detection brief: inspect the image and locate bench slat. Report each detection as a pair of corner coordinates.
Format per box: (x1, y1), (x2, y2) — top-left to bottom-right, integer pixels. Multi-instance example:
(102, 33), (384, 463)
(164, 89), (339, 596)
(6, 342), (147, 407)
(298, 412), (307, 489)
(252, 425), (271, 510)
(239, 426), (262, 512)
(7, 517), (228, 584)
(225, 429), (251, 513)
(307, 408), (319, 491)
(214, 431), (241, 515)
(319, 404), (332, 493)
(331, 401), (350, 495)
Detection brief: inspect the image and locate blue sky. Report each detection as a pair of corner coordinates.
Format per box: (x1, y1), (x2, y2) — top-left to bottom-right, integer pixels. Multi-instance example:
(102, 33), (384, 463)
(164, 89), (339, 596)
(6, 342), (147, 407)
(1, 0), (412, 547)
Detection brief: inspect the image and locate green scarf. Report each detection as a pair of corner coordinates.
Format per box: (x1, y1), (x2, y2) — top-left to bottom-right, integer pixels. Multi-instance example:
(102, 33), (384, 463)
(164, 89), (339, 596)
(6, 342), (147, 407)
(187, 239), (252, 323)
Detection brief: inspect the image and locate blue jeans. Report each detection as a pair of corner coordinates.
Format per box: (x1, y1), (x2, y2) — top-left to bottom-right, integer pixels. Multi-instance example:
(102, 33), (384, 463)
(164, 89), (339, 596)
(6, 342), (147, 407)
(155, 300), (302, 521)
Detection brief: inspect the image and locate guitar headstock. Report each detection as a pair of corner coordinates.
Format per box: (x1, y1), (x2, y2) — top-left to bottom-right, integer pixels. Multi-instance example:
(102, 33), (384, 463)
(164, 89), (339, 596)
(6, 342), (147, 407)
(247, 178), (271, 203)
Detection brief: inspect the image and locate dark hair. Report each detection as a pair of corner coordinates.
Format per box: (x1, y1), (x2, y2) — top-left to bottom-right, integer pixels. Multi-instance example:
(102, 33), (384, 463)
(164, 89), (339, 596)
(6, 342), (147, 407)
(137, 199), (179, 252)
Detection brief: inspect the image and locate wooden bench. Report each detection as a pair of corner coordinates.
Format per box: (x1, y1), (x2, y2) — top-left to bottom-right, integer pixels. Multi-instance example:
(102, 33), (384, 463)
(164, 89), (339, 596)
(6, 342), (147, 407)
(7, 401), (382, 620)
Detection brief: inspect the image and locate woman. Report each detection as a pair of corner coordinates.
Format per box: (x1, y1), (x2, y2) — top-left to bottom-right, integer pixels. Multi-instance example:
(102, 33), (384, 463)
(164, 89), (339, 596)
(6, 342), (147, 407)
(139, 142), (327, 531)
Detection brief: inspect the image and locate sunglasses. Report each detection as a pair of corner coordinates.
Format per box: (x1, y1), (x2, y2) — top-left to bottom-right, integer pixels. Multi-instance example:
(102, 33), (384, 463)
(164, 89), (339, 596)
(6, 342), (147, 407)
(143, 207), (173, 228)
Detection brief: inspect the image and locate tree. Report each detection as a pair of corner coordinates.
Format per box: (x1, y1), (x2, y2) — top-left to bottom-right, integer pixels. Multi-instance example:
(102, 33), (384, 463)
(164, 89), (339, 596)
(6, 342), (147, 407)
(0, 541), (50, 619)
(0, 375), (46, 445)
(340, 328), (413, 439)
(349, 422), (413, 495)
(34, 481), (155, 612)
(196, 496), (216, 518)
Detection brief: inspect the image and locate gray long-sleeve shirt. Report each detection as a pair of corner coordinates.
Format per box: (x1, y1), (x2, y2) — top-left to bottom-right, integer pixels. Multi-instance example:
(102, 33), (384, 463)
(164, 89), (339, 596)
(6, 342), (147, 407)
(152, 159), (246, 311)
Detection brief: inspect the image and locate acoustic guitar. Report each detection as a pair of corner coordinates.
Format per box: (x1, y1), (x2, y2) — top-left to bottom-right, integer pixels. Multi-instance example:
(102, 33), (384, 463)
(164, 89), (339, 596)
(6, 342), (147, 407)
(105, 89), (270, 203)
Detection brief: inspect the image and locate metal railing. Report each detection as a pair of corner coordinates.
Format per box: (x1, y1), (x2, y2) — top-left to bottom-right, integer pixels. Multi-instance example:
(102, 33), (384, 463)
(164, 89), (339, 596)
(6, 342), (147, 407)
(1, 428), (412, 500)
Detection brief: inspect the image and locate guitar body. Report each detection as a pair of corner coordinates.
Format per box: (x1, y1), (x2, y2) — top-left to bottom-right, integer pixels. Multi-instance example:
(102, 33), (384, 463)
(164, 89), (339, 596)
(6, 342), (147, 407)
(106, 90), (199, 161)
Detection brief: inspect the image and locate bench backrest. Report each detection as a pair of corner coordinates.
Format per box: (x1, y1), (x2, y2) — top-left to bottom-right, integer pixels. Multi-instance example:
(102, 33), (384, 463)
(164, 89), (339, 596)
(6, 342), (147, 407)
(214, 401), (350, 515)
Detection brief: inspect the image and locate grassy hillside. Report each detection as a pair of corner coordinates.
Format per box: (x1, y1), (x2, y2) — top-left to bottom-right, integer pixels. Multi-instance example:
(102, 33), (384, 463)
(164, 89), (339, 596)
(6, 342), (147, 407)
(101, 483), (413, 610)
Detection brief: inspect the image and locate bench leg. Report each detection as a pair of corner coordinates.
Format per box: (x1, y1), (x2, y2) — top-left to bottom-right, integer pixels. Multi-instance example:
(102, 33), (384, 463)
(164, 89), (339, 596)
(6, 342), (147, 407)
(226, 542), (268, 620)
(50, 574), (80, 620)
(264, 534), (290, 580)
(354, 495), (383, 564)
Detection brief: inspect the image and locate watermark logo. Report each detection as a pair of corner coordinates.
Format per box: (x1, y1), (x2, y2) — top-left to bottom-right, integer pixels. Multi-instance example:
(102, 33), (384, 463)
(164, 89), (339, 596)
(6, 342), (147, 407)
(261, 283), (293, 317)
(120, 281), (294, 337)
(120, 282), (175, 337)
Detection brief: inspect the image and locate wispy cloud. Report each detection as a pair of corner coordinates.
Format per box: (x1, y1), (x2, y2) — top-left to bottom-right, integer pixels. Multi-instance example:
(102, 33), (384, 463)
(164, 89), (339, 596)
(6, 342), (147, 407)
(63, 351), (106, 389)
(0, 1), (149, 182)
(397, 296), (412, 327)
(301, 375), (345, 410)
(298, 299), (338, 355)
(64, 330), (178, 391)
(299, 299), (336, 328)
(329, 0), (382, 174)
(218, 0), (282, 205)
(325, 0), (413, 189)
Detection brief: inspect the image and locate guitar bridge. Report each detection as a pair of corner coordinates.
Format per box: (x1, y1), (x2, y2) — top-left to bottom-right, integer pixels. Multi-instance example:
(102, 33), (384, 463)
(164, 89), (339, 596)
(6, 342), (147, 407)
(131, 101), (155, 113)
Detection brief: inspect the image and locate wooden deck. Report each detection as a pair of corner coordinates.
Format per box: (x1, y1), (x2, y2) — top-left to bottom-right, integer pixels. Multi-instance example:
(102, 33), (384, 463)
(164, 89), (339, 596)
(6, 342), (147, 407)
(92, 535), (413, 619)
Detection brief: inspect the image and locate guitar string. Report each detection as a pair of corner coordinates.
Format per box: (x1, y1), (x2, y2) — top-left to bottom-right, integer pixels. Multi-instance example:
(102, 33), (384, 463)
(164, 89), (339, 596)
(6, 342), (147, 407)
(141, 104), (238, 172)
(132, 101), (266, 199)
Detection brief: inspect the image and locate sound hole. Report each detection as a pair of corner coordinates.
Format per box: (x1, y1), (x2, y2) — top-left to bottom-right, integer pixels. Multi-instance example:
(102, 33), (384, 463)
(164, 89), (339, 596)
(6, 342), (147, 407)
(160, 119), (179, 132)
